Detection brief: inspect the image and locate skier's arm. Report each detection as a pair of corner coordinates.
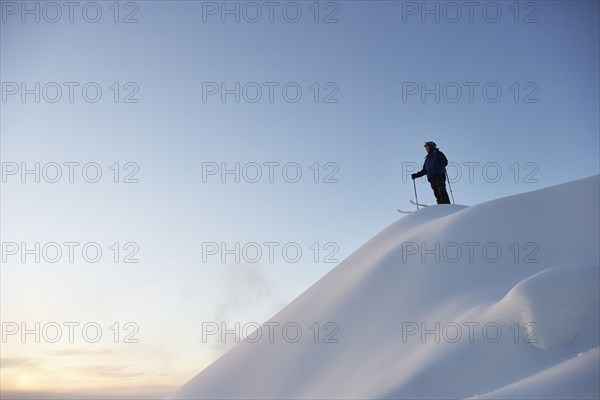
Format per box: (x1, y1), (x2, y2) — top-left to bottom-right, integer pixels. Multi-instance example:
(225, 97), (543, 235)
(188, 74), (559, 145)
(412, 167), (426, 179)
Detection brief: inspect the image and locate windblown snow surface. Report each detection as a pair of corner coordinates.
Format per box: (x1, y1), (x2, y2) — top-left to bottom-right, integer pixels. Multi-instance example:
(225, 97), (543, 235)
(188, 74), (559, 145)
(171, 176), (600, 399)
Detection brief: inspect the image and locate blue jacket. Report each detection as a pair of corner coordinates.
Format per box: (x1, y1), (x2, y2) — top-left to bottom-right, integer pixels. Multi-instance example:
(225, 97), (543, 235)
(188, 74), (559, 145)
(414, 149), (448, 181)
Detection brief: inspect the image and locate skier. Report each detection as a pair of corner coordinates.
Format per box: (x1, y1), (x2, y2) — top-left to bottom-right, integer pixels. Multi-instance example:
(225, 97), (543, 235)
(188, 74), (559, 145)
(411, 141), (451, 204)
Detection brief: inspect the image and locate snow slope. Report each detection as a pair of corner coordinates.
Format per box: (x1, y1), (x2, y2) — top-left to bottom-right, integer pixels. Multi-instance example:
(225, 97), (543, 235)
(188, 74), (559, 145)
(170, 176), (600, 399)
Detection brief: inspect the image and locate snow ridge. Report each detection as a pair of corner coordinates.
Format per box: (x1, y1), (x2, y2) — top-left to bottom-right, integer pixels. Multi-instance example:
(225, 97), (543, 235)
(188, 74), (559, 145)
(170, 176), (600, 399)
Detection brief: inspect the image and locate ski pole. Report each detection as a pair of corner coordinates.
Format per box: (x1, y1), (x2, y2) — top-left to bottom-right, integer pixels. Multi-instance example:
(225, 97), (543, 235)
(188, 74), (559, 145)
(413, 179), (419, 209)
(446, 171), (455, 204)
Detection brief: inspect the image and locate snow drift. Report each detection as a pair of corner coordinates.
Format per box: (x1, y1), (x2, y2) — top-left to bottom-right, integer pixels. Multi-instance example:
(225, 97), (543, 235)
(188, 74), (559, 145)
(170, 176), (600, 399)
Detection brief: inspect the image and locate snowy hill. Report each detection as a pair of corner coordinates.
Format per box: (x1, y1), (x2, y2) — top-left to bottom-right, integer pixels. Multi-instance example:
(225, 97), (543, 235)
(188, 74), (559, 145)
(170, 176), (600, 399)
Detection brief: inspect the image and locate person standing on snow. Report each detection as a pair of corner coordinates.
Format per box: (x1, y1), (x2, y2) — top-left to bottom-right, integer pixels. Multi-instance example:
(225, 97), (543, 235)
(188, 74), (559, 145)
(411, 141), (451, 204)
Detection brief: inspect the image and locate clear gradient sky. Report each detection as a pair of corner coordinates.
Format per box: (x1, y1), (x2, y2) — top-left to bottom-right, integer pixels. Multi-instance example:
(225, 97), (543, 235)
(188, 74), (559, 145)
(1, 0), (599, 397)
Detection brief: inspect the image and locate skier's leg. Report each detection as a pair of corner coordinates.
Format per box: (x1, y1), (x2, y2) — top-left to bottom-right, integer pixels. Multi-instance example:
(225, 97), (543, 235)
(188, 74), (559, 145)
(430, 179), (442, 204)
(437, 177), (451, 204)
(440, 188), (451, 204)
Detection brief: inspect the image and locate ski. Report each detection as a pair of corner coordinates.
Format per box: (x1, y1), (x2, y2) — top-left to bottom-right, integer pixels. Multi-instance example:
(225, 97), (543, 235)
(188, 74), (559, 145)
(399, 199), (429, 213)
(410, 199), (429, 207)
